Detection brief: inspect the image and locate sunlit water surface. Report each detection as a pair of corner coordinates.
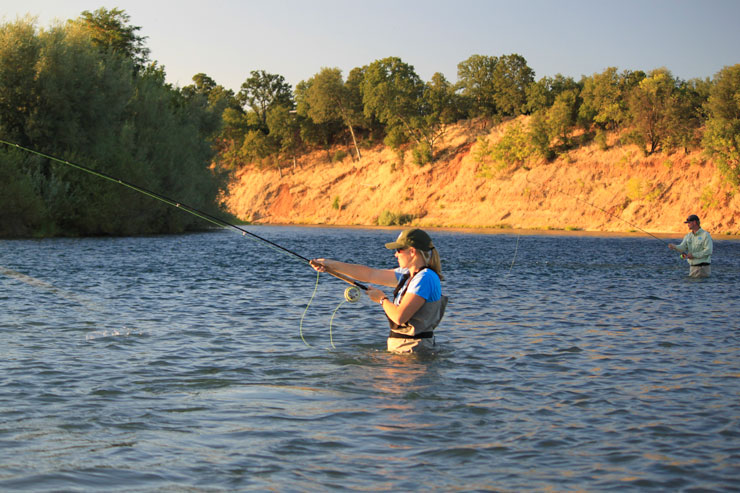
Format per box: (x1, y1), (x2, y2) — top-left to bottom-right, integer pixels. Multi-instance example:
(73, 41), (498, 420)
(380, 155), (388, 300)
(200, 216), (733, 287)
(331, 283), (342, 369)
(1, 227), (739, 491)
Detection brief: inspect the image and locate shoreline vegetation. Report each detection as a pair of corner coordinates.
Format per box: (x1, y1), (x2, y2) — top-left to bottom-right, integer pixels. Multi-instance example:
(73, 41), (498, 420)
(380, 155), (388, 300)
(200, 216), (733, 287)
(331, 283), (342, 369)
(242, 223), (739, 241)
(1, 9), (738, 239)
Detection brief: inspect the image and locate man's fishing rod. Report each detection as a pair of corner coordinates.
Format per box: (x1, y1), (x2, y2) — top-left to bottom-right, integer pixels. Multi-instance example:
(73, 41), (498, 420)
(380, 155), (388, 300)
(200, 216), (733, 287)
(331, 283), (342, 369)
(525, 173), (671, 246)
(0, 139), (367, 291)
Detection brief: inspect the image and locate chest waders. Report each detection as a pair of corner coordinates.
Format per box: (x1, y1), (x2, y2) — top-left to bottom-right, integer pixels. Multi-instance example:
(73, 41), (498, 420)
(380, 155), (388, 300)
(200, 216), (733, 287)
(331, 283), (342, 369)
(386, 267), (448, 340)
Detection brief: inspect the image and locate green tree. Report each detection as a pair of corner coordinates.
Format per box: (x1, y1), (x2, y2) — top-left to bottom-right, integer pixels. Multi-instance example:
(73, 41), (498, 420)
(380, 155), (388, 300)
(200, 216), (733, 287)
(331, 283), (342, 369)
(456, 54), (498, 118)
(666, 77), (709, 153)
(578, 68), (646, 131)
(182, 73), (238, 114)
(240, 129), (275, 164)
(0, 148), (47, 237)
(361, 57), (424, 131)
(69, 7), (149, 69)
(26, 24), (133, 157)
(425, 72), (463, 125)
(490, 121), (534, 169)
(492, 54), (535, 116)
(0, 18), (40, 144)
(217, 106), (250, 168)
(267, 104), (302, 174)
(579, 67), (625, 130)
(237, 70), (293, 131)
(626, 68), (678, 155)
(526, 74), (579, 114)
(414, 72), (462, 162)
(528, 110), (555, 160)
(298, 67), (363, 159)
(547, 89), (579, 148)
(181, 72), (241, 165)
(294, 80), (343, 150)
(703, 64), (740, 185)
(346, 65), (383, 141)
(0, 16), (225, 237)
(362, 58), (455, 162)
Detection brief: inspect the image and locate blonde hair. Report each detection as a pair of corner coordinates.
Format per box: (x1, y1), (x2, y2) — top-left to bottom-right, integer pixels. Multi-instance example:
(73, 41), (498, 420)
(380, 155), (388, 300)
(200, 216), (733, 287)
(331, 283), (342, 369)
(420, 247), (443, 281)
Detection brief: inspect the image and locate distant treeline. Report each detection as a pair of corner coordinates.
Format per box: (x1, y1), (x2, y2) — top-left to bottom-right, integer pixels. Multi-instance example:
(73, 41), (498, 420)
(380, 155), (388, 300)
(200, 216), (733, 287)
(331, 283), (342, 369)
(219, 57), (739, 185)
(1, 9), (738, 237)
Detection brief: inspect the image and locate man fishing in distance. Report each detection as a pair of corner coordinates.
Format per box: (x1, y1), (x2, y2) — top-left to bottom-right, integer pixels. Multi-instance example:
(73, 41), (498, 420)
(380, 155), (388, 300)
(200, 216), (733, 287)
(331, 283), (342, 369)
(668, 214), (713, 278)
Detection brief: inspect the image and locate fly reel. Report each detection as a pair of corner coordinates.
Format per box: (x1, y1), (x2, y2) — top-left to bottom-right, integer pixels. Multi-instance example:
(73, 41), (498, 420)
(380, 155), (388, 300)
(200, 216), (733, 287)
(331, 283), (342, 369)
(344, 286), (361, 303)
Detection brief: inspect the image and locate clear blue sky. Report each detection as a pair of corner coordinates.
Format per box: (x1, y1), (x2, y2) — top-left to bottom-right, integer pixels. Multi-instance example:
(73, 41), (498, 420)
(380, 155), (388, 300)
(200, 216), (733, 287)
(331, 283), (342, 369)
(3, 0), (739, 93)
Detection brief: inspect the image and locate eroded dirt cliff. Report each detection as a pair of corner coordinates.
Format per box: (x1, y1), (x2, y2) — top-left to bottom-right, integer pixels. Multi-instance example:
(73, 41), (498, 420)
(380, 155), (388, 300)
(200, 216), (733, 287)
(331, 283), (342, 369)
(224, 118), (740, 236)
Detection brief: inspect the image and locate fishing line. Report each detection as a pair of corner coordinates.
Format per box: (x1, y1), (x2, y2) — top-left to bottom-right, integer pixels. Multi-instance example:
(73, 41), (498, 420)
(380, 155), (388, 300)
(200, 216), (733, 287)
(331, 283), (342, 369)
(0, 265), (103, 312)
(2, 139), (371, 347)
(298, 271), (321, 347)
(299, 278), (361, 349)
(328, 287), (362, 349)
(1, 139), (310, 259)
(525, 173), (671, 246)
(507, 234), (520, 275)
(0, 139), (368, 290)
(328, 302), (343, 349)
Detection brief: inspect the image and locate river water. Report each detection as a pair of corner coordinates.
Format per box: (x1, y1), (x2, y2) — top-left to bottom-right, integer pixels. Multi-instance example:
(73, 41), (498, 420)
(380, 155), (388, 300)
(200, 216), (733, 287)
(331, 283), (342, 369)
(1, 226), (738, 491)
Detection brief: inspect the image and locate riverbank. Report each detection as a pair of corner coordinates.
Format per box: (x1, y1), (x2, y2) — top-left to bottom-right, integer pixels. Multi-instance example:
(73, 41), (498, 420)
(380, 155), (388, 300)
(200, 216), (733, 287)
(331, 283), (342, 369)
(225, 118), (740, 236)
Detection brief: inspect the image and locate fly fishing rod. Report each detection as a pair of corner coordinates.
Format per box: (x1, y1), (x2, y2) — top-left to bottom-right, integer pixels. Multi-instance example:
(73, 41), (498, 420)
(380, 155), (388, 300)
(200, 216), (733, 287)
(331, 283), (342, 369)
(0, 139), (367, 291)
(525, 173), (671, 246)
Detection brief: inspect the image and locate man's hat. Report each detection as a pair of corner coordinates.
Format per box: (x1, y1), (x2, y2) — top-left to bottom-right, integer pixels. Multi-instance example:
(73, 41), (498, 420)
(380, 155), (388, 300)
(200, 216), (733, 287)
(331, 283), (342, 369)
(384, 228), (433, 251)
(684, 214), (700, 224)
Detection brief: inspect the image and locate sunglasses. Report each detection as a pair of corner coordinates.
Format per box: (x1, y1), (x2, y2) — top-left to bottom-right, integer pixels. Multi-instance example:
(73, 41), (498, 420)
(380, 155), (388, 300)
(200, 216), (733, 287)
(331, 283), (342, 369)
(395, 248), (408, 254)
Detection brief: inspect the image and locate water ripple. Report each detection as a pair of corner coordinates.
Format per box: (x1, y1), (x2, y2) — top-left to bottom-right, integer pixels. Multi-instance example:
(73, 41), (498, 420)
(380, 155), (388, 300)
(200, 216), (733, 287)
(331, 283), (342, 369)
(1, 230), (739, 491)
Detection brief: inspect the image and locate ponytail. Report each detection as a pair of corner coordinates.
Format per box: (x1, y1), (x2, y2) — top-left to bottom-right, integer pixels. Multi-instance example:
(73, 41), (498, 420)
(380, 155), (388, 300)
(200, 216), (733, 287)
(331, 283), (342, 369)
(421, 247), (443, 281)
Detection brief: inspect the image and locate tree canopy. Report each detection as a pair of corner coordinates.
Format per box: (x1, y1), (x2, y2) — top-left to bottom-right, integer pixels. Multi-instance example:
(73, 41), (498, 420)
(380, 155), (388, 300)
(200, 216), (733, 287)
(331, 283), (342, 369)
(237, 70), (293, 131)
(296, 67), (364, 159)
(703, 64), (740, 184)
(0, 15), (226, 237)
(69, 7), (150, 69)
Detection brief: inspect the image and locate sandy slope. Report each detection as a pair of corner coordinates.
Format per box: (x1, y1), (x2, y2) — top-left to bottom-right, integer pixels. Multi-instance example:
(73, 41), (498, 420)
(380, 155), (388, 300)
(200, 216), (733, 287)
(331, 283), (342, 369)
(224, 117), (740, 237)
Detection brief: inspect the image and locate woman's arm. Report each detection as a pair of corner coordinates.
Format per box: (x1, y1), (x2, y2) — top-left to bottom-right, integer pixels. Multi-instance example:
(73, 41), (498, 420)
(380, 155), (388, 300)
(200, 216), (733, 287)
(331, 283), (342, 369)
(366, 286), (425, 325)
(382, 292), (426, 325)
(311, 259), (398, 287)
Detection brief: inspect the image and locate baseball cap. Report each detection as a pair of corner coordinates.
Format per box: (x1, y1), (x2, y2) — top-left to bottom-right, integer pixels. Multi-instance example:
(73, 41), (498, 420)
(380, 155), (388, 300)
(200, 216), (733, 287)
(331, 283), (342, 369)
(384, 228), (433, 251)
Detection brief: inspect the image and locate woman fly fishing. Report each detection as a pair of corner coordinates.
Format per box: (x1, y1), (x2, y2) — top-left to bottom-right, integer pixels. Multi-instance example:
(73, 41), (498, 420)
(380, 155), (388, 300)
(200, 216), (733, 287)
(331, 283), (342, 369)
(311, 228), (448, 353)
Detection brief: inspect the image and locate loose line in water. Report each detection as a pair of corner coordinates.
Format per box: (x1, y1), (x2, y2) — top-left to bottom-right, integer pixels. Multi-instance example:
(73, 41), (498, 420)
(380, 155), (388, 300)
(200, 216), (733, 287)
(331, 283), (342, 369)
(508, 235), (520, 275)
(299, 271), (321, 348)
(0, 265), (103, 312)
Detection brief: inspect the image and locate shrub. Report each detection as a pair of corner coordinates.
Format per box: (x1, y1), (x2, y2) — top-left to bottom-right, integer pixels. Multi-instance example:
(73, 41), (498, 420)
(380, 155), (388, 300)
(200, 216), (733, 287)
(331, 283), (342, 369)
(626, 177), (644, 201)
(529, 111), (556, 160)
(492, 121), (534, 167)
(332, 150), (348, 162)
(0, 152), (47, 237)
(700, 186), (719, 210)
(473, 137), (492, 166)
(595, 130), (609, 151)
(376, 210), (414, 226)
(412, 142), (432, 166)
